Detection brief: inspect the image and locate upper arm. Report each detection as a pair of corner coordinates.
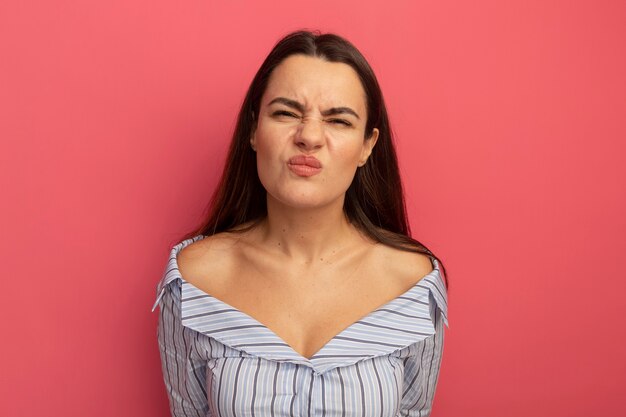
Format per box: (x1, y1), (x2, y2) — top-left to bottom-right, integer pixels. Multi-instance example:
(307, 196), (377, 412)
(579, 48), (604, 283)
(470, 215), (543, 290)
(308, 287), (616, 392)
(399, 303), (446, 416)
(397, 252), (446, 416)
(157, 281), (210, 417)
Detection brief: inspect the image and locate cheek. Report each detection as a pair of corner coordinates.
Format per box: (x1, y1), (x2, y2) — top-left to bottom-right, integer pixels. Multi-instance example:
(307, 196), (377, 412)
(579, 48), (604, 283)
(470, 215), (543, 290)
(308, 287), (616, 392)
(329, 139), (366, 167)
(254, 138), (288, 189)
(255, 149), (278, 187)
(253, 127), (283, 169)
(327, 146), (362, 189)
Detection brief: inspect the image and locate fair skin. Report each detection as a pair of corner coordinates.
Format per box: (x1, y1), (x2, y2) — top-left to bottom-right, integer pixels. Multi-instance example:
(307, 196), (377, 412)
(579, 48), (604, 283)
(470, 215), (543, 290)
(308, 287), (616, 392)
(178, 55), (433, 360)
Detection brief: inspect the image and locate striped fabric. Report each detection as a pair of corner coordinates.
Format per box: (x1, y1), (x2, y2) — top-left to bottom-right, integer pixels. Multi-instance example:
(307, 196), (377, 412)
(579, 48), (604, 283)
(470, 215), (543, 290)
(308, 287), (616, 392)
(152, 235), (448, 417)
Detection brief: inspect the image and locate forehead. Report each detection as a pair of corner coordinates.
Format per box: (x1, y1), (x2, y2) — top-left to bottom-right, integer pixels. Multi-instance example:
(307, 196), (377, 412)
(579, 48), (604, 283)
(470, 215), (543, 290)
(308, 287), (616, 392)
(262, 54), (367, 111)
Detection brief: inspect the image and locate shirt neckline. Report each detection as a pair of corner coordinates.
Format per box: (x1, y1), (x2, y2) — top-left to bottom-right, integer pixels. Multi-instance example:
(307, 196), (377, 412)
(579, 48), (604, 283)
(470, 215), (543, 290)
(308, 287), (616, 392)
(153, 234), (448, 373)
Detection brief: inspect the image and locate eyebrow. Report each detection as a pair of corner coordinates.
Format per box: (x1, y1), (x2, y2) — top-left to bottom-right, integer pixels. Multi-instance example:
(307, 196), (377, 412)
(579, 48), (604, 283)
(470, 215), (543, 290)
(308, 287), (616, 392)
(268, 97), (361, 120)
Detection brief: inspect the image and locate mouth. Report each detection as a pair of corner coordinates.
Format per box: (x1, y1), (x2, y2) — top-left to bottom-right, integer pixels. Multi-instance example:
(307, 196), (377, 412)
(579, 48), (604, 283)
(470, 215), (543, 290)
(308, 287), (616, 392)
(287, 155), (322, 177)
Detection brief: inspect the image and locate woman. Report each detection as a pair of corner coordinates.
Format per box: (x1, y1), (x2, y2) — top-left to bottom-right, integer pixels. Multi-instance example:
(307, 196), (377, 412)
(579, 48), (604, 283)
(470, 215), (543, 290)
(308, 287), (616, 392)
(152, 30), (448, 416)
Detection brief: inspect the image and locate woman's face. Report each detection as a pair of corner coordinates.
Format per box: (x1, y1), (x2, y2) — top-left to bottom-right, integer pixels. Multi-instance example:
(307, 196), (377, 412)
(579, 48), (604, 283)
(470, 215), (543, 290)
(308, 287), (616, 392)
(251, 54), (379, 210)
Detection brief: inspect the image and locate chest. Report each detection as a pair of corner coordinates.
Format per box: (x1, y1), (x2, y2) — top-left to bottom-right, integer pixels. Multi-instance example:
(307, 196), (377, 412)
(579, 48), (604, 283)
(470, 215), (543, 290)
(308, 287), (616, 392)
(206, 264), (408, 360)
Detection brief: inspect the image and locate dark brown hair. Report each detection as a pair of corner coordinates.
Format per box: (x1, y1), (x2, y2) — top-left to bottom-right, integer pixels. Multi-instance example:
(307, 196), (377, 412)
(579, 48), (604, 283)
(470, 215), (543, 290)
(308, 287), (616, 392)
(185, 30), (448, 285)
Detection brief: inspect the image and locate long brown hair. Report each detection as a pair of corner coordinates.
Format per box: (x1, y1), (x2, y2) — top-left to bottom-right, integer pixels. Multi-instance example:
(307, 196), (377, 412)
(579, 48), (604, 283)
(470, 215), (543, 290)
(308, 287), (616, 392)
(184, 30), (448, 285)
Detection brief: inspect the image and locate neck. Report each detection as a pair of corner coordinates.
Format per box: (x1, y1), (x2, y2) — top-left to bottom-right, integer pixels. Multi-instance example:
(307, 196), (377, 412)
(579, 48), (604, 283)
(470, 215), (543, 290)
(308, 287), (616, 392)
(259, 195), (359, 264)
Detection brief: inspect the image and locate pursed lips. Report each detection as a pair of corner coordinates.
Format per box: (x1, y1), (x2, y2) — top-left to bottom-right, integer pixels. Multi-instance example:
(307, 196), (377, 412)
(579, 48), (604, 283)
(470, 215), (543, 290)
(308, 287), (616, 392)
(287, 155), (322, 177)
(288, 155), (322, 168)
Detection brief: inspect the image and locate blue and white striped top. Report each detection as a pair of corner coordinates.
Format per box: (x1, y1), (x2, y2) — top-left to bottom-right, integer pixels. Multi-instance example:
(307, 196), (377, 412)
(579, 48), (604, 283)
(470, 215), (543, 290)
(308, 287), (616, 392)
(152, 235), (448, 417)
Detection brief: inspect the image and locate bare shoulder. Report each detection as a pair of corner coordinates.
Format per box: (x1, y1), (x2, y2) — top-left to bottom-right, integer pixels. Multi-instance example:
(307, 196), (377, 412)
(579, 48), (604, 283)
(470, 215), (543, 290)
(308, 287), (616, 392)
(373, 243), (434, 288)
(176, 233), (242, 289)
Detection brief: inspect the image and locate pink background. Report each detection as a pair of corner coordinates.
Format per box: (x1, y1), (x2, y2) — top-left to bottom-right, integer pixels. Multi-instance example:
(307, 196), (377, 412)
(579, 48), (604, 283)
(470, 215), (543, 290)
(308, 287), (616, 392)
(1, 1), (625, 416)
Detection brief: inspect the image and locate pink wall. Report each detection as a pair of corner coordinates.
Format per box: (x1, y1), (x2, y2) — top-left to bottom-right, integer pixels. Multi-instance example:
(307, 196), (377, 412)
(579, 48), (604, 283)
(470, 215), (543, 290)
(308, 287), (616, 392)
(1, 1), (625, 416)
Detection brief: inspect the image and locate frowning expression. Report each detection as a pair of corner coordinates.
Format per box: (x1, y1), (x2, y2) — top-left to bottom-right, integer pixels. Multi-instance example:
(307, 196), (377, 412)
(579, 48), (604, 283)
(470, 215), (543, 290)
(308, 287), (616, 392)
(251, 54), (379, 209)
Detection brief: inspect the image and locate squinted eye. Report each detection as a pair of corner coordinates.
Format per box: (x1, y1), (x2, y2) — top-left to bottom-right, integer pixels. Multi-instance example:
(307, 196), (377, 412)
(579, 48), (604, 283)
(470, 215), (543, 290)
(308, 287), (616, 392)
(272, 110), (299, 118)
(327, 118), (352, 127)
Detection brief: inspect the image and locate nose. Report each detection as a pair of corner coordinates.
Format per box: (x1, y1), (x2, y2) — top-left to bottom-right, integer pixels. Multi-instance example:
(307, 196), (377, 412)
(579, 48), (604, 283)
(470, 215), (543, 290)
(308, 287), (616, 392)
(294, 116), (324, 151)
